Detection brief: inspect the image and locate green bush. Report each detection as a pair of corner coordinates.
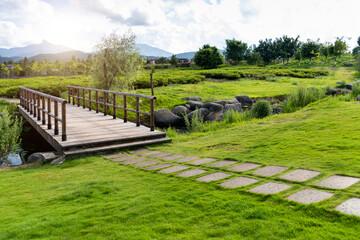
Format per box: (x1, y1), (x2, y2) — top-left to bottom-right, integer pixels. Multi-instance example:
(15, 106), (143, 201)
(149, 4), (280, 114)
(251, 100), (272, 118)
(223, 109), (242, 123)
(336, 81), (346, 88)
(184, 109), (204, 132)
(351, 83), (360, 97)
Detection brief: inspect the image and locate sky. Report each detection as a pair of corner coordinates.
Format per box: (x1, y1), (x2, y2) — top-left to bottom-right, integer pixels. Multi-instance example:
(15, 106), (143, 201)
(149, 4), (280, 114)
(1, 0), (360, 54)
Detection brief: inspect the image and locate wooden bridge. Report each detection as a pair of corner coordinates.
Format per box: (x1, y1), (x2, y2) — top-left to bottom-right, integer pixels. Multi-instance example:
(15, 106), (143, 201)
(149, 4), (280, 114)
(18, 86), (170, 158)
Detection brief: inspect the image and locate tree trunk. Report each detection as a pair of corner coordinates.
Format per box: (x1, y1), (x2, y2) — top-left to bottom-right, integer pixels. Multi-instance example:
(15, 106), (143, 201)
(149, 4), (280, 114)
(310, 58), (312, 65)
(150, 73), (154, 96)
(334, 56), (337, 66)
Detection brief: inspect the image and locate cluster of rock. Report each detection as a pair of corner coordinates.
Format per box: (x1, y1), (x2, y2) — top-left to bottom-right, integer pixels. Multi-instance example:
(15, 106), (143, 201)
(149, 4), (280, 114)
(154, 95), (253, 128)
(327, 81), (360, 96)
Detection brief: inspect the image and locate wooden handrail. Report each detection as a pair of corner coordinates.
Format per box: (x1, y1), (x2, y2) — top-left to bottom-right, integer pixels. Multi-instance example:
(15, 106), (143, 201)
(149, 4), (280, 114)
(19, 87), (67, 141)
(67, 85), (156, 131)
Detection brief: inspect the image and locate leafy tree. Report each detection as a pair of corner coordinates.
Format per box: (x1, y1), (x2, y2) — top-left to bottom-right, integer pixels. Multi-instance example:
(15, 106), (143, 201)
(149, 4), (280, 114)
(334, 38), (347, 64)
(276, 35), (300, 64)
(294, 50), (302, 66)
(0, 64), (10, 78)
(170, 55), (178, 67)
(194, 44), (224, 69)
(300, 40), (320, 65)
(157, 57), (168, 65)
(71, 55), (76, 63)
(13, 64), (23, 77)
(255, 39), (276, 65)
(353, 37), (360, 57)
(224, 39), (248, 64)
(320, 42), (331, 62)
(92, 30), (142, 90)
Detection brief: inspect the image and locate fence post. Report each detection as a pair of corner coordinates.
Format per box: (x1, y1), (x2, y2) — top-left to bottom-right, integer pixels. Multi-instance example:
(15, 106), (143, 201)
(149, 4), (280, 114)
(54, 101), (59, 135)
(96, 91), (99, 113)
(62, 102), (67, 141)
(82, 88), (85, 109)
(68, 87), (70, 103)
(72, 88), (75, 105)
(123, 95), (127, 122)
(47, 98), (51, 129)
(37, 95), (41, 121)
(89, 90), (92, 111)
(136, 97), (140, 127)
(113, 94), (116, 119)
(42, 96), (46, 125)
(104, 92), (107, 116)
(77, 88), (80, 107)
(33, 93), (37, 118)
(150, 99), (155, 131)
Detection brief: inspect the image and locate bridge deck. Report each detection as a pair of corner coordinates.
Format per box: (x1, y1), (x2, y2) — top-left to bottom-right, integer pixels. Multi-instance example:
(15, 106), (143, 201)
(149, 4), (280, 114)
(18, 103), (170, 157)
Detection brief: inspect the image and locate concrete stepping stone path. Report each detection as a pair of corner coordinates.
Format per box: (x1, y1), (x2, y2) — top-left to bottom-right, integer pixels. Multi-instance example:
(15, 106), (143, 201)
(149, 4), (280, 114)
(130, 148), (149, 154)
(112, 156), (136, 162)
(335, 198), (360, 217)
(162, 154), (186, 161)
(133, 160), (159, 168)
(177, 169), (207, 177)
(252, 165), (288, 177)
(122, 158), (147, 165)
(139, 151), (162, 156)
(279, 169), (321, 182)
(196, 172), (231, 182)
(208, 160), (237, 167)
(220, 176), (259, 188)
(176, 156), (201, 163)
(228, 162), (261, 172)
(316, 175), (360, 189)
(149, 152), (173, 158)
(286, 189), (333, 204)
(249, 182), (292, 194)
(146, 163), (172, 170)
(190, 158), (217, 165)
(159, 165), (189, 174)
(104, 152), (126, 159)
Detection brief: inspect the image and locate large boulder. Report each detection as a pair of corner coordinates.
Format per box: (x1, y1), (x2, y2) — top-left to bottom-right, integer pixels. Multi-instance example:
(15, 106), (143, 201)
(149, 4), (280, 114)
(27, 152), (58, 164)
(326, 89), (337, 96)
(272, 107), (283, 114)
(235, 95), (253, 108)
(206, 111), (223, 122)
(155, 108), (185, 128)
(224, 103), (242, 113)
(355, 94), (360, 101)
(186, 101), (203, 111)
(181, 97), (202, 102)
(202, 102), (223, 112)
(172, 105), (190, 116)
(186, 108), (210, 120)
(345, 83), (353, 90)
(213, 99), (240, 106)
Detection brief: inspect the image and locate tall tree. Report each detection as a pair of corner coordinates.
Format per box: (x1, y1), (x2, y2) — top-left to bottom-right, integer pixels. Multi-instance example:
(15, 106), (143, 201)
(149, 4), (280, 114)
(224, 39), (248, 64)
(276, 35), (300, 64)
(352, 36), (360, 58)
(320, 42), (331, 62)
(334, 37), (347, 64)
(91, 30), (142, 90)
(194, 44), (223, 69)
(169, 55), (178, 67)
(255, 39), (276, 65)
(300, 39), (320, 65)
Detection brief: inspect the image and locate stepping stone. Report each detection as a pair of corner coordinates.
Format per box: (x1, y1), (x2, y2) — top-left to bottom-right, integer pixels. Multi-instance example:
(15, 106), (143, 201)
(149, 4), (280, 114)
(196, 172), (231, 182)
(335, 198), (360, 217)
(104, 152), (126, 159)
(249, 182), (292, 194)
(208, 160), (237, 167)
(228, 162), (261, 172)
(130, 148), (149, 154)
(316, 175), (360, 189)
(159, 165), (189, 174)
(122, 158), (147, 165)
(177, 169), (208, 177)
(252, 165), (288, 177)
(149, 152), (173, 158)
(112, 156), (136, 162)
(279, 169), (321, 182)
(220, 176), (259, 188)
(146, 163), (172, 170)
(133, 160), (159, 168)
(139, 151), (161, 156)
(176, 156), (201, 163)
(162, 154), (186, 161)
(286, 189), (333, 204)
(190, 158), (217, 165)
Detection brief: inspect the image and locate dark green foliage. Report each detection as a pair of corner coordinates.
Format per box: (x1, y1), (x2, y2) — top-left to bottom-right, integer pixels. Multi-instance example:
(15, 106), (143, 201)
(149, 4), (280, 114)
(300, 40), (320, 64)
(251, 100), (271, 118)
(336, 81), (346, 88)
(170, 55), (178, 67)
(351, 82), (360, 97)
(275, 35), (300, 64)
(224, 39), (248, 64)
(194, 44), (224, 69)
(255, 39), (276, 65)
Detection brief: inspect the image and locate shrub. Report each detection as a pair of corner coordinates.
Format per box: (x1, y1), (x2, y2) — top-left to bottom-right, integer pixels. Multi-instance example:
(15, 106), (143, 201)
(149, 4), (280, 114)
(251, 100), (272, 118)
(223, 109), (242, 123)
(336, 81), (346, 88)
(351, 83), (360, 97)
(184, 109), (204, 132)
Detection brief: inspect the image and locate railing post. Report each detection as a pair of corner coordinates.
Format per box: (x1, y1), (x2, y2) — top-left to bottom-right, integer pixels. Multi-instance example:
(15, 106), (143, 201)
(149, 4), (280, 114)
(150, 99), (155, 131)
(37, 94), (41, 121)
(42, 96), (46, 125)
(89, 90), (92, 111)
(29, 92), (33, 114)
(62, 102), (67, 141)
(54, 101), (59, 135)
(33, 93), (37, 118)
(136, 97), (140, 127)
(72, 88), (75, 105)
(47, 98), (51, 129)
(123, 95), (127, 122)
(96, 91), (99, 113)
(104, 92), (107, 116)
(82, 89), (85, 109)
(77, 88), (80, 107)
(113, 94), (116, 119)
(67, 87), (70, 103)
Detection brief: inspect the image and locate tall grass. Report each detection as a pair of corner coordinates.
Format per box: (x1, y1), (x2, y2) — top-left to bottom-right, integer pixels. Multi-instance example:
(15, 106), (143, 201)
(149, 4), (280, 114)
(281, 86), (327, 113)
(184, 109), (204, 132)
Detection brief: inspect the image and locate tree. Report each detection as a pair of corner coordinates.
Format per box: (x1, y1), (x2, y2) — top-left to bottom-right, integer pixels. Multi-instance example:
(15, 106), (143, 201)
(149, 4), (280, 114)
(0, 64), (10, 78)
(194, 44), (224, 69)
(255, 39), (276, 65)
(334, 38), (347, 64)
(224, 39), (248, 64)
(320, 42), (331, 62)
(157, 57), (168, 65)
(294, 50), (302, 66)
(92, 30), (142, 90)
(352, 37), (360, 58)
(13, 64), (23, 77)
(245, 45), (262, 65)
(71, 55), (76, 63)
(300, 40), (320, 65)
(276, 35), (300, 64)
(170, 55), (178, 67)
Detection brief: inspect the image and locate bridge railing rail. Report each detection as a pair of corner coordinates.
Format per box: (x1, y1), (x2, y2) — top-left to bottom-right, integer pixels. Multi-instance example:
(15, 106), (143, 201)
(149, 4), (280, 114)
(19, 87), (67, 141)
(67, 86), (156, 131)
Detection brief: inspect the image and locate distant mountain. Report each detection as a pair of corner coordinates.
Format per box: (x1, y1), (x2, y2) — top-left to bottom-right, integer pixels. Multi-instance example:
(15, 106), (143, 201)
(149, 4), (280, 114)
(175, 52), (196, 59)
(0, 40), (73, 58)
(136, 43), (173, 58)
(29, 50), (89, 62)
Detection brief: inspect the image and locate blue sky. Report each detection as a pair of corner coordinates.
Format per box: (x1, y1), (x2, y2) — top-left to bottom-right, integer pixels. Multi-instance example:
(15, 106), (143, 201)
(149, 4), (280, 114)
(1, 0), (360, 53)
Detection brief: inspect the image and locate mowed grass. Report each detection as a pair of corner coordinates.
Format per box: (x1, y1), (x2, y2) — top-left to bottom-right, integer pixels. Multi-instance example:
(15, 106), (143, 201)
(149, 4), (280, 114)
(1, 156), (360, 240)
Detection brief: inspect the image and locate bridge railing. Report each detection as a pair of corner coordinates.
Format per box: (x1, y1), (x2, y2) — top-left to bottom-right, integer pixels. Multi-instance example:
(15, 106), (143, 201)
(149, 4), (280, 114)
(67, 86), (156, 131)
(19, 87), (67, 141)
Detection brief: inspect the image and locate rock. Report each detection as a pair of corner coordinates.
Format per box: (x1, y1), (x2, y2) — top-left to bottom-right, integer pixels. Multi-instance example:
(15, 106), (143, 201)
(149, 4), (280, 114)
(181, 97), (202, 102)
(212, 100), (228, 106)
(326, 89), (337, 96)
(355, 95), (360, 101)
(186, 108), (210, 120)
(172, 105), (190, 116)
(344, 63), (353, 67)
(224, 103), (242, 113)
(187, 101), (204, 111)
(50, 155), (65, 165)
(27, 152), (58, 164)
(202, 102), (223, 112)
(205, 111), (223, 122)
(272, 107), (283, 114)
(227, 98), (239, 104)
(235, 95), (253, 108)
(345, 83), (353, 90)
(154, 108), (185, 128)
(213, 99), (239, 106)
